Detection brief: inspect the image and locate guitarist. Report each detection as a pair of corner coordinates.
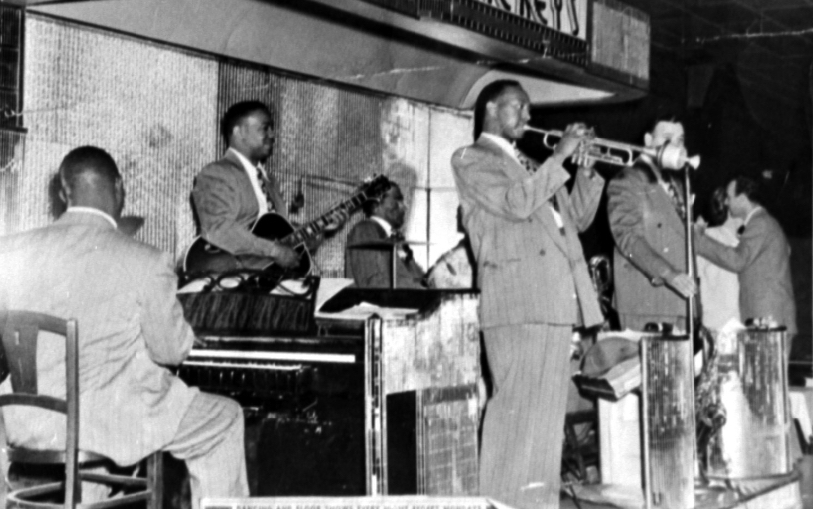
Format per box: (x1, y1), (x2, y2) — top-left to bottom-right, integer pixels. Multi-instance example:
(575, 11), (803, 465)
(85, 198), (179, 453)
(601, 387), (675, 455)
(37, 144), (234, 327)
(191, 101), (301, 271)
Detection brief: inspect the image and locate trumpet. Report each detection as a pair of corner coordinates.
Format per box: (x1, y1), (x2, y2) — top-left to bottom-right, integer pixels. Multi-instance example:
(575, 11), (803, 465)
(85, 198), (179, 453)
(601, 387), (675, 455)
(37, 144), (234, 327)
(524, 127), (700, 170)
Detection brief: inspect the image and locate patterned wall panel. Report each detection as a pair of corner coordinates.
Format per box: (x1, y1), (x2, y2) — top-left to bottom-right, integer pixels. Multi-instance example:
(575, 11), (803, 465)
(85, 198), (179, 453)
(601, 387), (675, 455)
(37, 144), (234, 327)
(0, 128), (25, 236)
(380, 98), (429, 269)
(427, 108), (473, 266)
(17, 14), (472, 278)
(23, 15), (218, 257)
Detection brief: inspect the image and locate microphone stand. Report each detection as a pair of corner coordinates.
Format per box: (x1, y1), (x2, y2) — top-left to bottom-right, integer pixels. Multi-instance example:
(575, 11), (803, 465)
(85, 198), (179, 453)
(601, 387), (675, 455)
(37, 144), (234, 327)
(682, 162), (702, 359)
(683, 164), (695, 340)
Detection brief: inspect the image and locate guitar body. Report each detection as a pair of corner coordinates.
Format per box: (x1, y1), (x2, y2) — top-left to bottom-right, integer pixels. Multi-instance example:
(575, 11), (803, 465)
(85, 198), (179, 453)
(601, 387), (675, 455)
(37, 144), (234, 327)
(183, 213), (312, 276)
(182, 174), (391, 278)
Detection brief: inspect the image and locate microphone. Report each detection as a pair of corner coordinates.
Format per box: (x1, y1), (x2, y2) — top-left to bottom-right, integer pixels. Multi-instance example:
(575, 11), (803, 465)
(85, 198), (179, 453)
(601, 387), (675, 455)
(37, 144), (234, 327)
(289, 177), (305, 213)
(656, 145), (701, 170)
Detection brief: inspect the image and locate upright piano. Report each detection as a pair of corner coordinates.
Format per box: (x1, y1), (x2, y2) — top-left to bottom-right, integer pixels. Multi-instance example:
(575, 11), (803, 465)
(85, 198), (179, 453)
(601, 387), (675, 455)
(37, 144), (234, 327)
(177, 287), (481, 498)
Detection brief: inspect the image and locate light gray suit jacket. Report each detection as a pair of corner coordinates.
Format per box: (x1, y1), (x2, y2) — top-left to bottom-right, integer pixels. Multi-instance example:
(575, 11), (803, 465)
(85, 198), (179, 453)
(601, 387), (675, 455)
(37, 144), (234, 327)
(191, 150), (287, 258)
(698, 208), (797, 334)
(0, 211), (198, 466)
(452, 136), (604, 329)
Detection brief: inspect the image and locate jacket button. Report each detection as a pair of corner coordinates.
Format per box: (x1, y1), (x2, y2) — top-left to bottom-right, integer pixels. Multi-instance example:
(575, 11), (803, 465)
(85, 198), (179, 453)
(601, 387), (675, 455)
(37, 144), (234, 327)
(539, 249), (546, 256)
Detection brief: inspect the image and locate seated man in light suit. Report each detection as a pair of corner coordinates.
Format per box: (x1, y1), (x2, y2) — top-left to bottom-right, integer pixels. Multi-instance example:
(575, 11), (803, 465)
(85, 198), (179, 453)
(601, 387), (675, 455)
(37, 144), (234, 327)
(345, 182), (426, 288)
(0, 146), (248, 508)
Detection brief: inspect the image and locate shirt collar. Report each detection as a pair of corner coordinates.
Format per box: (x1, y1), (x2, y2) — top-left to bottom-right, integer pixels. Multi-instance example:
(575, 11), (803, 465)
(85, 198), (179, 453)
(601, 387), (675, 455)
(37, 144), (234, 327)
(744, 206), (763, 226)
(66, 206), (118, 229)
(480, 133), (521, 163)
(227, 147), (261, 174)
(370, 216), (394, 237)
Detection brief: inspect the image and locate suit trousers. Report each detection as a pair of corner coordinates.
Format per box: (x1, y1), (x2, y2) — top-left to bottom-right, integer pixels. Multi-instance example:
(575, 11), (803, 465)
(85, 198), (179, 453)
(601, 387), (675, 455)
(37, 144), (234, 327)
(479, 324), (572, 508)
(3, 392), (247, 508)
(164, 391), (249, 508)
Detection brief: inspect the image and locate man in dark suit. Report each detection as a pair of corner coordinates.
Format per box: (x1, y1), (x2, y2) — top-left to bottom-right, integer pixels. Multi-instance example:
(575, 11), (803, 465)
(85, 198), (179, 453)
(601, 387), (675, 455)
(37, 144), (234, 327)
(191, 101), (299, 270)
(344, 182), (425, 288)
(451, 80), (603, 508)
(0, 147), (248, 507)
(698, 176), (797, 335)
(607, 116), (713, 331)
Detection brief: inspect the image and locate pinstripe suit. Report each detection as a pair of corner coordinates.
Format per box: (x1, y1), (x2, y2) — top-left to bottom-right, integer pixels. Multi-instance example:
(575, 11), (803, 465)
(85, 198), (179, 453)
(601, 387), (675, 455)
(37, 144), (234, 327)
(452, 136), (604, 508)
(0, 210), (247, 506)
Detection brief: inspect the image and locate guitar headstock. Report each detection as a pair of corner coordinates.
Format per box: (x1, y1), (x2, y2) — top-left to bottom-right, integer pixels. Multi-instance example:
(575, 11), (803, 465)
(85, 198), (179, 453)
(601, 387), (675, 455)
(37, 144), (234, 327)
(359, 174), (392, 200)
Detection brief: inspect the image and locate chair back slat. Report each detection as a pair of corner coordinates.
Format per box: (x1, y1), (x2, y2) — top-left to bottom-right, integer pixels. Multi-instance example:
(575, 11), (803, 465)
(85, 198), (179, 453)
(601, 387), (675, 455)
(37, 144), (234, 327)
(0, 310), (80, 507)
(0, 393), (67, 413)
(1, 311), (69, 396)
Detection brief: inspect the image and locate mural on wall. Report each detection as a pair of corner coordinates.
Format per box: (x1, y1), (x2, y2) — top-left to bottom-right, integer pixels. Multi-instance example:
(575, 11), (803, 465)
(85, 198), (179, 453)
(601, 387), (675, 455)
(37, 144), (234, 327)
(15, 14), (473, 278)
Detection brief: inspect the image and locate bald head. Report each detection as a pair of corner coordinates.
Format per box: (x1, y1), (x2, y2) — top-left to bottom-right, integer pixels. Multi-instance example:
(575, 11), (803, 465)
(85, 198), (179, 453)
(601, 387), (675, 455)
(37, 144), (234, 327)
(59, 146), (124, 219)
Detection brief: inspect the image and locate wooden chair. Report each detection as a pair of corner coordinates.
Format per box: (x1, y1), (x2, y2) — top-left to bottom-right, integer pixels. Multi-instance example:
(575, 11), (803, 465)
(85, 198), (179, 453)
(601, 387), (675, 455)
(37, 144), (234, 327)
(0, 310), (162, 508)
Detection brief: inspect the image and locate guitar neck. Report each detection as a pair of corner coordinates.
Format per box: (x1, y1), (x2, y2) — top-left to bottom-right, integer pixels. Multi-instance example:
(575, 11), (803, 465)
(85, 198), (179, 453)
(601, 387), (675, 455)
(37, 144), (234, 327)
(283, 192), (367, 246)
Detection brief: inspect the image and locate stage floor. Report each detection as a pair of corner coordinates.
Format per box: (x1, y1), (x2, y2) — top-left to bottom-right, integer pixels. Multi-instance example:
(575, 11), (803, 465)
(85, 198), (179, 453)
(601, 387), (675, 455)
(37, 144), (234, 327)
(565, 469), (808, 509)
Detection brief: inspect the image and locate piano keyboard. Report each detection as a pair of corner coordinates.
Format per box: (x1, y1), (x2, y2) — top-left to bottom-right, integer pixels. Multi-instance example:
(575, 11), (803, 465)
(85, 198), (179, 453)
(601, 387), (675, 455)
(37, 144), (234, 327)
(188, 348), (356, 365)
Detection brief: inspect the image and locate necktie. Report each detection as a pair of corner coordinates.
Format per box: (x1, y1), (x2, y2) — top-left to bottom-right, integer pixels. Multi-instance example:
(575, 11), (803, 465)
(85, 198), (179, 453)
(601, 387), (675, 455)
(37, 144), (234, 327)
(516, 147), (558, 212)
(666, 178), (685, 219)
(391, 230), (413, 262)
(256, 166), (275, 212)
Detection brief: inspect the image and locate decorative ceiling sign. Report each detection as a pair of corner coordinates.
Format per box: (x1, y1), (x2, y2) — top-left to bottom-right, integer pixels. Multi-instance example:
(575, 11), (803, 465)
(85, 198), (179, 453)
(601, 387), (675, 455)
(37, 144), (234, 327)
(472, 0), (587, 40)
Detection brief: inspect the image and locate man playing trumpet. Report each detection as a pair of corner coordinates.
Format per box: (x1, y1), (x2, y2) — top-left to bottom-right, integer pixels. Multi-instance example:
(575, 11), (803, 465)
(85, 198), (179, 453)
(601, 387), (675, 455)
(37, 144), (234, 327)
(451, 80), (604, 508)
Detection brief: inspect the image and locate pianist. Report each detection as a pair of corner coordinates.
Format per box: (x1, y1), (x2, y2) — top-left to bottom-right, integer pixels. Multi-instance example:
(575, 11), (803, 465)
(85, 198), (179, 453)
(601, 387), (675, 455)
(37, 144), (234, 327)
(344, 181), (426, 289)
(0, 146), (248, 507)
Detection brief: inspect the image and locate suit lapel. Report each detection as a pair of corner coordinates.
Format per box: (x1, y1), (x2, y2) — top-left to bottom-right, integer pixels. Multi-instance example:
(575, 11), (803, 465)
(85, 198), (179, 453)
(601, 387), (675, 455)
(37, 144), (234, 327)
(221, 152), (258, 206)
(636, 160), (685, 237)
(475, 137), (570, 254)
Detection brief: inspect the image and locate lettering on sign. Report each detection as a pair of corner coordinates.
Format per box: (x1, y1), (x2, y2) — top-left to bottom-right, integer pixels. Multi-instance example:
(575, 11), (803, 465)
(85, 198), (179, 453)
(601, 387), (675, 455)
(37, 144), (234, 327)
(476, 0), (587, 38)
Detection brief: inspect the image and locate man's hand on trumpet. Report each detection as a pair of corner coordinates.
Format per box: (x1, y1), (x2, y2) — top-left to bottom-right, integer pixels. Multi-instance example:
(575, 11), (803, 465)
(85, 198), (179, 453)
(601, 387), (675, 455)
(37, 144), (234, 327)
(551, 123), (596, 173)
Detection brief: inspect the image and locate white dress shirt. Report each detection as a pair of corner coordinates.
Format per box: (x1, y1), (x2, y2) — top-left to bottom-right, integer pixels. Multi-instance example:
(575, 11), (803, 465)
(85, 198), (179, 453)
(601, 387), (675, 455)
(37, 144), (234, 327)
(66, 206), (118, 229)
(228, 147), (269, 215)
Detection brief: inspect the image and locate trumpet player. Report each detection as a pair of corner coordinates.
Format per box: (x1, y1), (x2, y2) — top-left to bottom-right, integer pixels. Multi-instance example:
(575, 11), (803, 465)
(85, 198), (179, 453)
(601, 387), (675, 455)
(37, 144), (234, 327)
(607, 115), (715, 331)
(451, 80), (604, 509)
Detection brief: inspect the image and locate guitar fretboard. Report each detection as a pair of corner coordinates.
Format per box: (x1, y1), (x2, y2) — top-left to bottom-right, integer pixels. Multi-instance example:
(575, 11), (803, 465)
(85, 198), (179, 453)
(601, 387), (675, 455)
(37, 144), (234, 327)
(282, 191), (369, 247)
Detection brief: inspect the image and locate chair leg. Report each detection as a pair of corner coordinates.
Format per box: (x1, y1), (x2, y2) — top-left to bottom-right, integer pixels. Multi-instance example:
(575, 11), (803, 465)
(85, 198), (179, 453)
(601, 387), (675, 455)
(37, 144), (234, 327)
(147, 452), (163, 509)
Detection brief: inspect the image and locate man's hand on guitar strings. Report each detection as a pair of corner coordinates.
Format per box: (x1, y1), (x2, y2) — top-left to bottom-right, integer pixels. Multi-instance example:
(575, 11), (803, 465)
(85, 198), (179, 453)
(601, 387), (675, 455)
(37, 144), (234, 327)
(323, 208), (351, 233)
(274, 244), (300, 269)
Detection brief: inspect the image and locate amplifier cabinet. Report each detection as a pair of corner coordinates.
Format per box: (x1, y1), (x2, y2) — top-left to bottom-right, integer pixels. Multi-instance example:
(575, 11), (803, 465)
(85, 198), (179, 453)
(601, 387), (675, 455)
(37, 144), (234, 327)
(706, 327), (791, 480)
(641, 334), (695, 509)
